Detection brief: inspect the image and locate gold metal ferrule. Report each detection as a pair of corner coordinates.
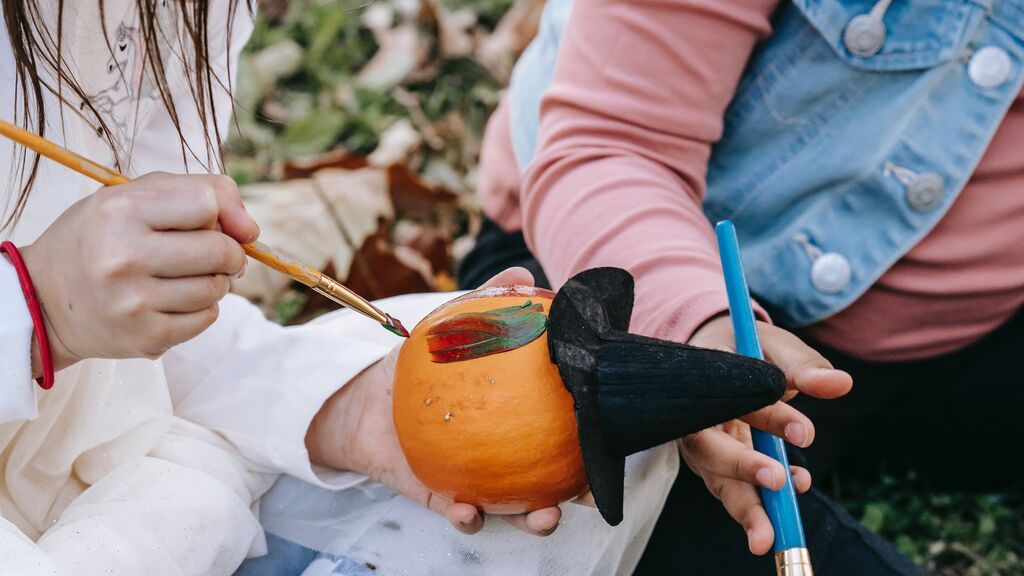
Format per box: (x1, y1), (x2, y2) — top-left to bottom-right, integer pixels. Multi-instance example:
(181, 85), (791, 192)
(314, 274), (390, 325)
(775, 548), (813, 576)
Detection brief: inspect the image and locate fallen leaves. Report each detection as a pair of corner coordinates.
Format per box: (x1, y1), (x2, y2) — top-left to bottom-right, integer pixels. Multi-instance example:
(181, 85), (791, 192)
(228, 0), (543, 323)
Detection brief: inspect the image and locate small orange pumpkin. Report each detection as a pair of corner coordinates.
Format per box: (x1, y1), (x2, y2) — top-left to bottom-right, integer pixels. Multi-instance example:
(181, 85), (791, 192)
(392, 286), (588, 513)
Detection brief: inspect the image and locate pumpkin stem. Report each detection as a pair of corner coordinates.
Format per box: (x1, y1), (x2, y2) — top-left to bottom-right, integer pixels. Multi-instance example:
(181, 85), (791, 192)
(427, 301), (548, 363)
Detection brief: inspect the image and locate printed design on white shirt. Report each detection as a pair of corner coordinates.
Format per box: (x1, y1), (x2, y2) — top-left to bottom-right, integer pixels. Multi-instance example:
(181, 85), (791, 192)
(84, 0), (180, 157)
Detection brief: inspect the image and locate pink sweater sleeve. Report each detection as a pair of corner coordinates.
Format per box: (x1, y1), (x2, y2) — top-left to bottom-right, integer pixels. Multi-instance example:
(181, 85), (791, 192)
(521, 0), (778, 343)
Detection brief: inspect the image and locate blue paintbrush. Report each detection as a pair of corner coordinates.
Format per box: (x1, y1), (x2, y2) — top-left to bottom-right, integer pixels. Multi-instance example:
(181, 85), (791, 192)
(716, 220), (813, 576)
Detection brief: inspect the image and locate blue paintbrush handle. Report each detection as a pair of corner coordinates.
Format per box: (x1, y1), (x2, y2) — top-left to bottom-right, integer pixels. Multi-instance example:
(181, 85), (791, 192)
(715, 220), (807, 554)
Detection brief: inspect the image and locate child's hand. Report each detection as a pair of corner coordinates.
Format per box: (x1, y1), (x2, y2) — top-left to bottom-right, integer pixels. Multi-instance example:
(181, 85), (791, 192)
(21, 172), (258, 371)
(307, 267), (582, 537)
(677, 316), (853, 556)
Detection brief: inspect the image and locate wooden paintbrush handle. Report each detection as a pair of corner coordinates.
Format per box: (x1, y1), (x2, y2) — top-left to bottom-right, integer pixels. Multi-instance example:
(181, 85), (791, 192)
(242, 241), (321, 287)
(0, 119), (128, 187)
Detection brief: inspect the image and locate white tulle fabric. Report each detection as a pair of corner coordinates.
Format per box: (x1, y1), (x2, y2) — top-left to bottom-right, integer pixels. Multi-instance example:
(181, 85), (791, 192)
(259, 449), (677, 576)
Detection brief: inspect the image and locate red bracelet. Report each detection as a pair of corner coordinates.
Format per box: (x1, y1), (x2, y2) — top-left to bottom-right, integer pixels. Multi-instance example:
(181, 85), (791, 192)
(0, 241), (54, 390)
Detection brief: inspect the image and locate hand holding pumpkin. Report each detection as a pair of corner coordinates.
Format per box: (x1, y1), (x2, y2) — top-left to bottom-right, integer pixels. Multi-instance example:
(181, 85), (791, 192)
(307, 267), (591, 537)
(679, 315), (853, 555)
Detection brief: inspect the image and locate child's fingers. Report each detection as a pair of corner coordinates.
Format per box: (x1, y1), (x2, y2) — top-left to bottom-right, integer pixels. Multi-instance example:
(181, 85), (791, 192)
(126, 173), (259, 242)
(147, 231), (246, 278)
(679, 428), (786, 490)
(525, 506), (562, 534)
(713, 479), (774, 555)
(792, 367), (853, 400)
(500, 506), (562, 537)
(739, 401), (815, 448)
(150, 275), (231, 314)
(130, 182), (221, 232)
(791, 466), (812, 493)
(149, 305), (220, 358)
(205, 175), (261, 244)
(761, 326), (853, 398)
(445, 502), (484, 535)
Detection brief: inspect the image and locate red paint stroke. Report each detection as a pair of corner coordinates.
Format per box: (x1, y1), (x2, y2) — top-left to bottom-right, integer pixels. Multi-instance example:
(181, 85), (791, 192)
(427, 301), (547, 363)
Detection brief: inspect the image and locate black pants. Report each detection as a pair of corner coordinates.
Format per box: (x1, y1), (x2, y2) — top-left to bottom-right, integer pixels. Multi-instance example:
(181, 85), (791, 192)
(459, 218), (1024, 575)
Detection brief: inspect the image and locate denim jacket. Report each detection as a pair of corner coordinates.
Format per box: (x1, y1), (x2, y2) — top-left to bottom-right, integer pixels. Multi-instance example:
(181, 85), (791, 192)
(508, 0), (1024, 327)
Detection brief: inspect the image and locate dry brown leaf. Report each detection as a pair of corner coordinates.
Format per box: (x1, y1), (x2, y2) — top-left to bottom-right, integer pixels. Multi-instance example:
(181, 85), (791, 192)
(311, 167), (395, 249)
(356, 22), (429, 92)
(233, 168), (395, 307)
(393, 219), (452, 273)
(451, 234), (477, 264)
(286, 262), (345, 326)
(388, 163), (457, 216)
(362, 2), (395, 36)
(282, 149), (369, 180)
(423, 0), (477, 58)
(391, 87), (445, 150)
(249, 38), (305, 87)
(233, 180), (348, 307)
(394, 245), (436, 286)
(345, 226), (434, 300)
(477, 0), (545, 83)
(391, 0), (423, 21)
(368, 119), (423, 167)
(421, 159), (465, 195)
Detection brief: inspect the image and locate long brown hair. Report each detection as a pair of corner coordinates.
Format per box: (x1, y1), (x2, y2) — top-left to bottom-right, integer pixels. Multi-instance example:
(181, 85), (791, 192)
(1, 0), (252, 229)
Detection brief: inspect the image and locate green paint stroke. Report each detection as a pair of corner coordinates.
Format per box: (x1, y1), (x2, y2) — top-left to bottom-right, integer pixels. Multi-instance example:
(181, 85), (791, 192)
(426, 301), (548, 363)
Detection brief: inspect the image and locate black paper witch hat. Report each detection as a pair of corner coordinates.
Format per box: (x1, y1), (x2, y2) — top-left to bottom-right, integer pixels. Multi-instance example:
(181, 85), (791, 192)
(547, 268), (786, 525)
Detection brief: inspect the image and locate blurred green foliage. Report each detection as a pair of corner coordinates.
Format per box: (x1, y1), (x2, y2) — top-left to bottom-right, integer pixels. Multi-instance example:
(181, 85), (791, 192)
(226, 0), (513, 184)
(833, 472), (1023, 575)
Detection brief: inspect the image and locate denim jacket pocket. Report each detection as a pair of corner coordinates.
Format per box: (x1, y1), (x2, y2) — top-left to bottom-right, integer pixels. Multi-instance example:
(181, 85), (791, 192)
(793, 0), (974, 71)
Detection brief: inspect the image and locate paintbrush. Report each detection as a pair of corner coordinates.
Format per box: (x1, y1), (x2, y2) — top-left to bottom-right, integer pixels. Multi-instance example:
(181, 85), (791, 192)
(0, 119), (410, 338)
(716, 220), (812, 576)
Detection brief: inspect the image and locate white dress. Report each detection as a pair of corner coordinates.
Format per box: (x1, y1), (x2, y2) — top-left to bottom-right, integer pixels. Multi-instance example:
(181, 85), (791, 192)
(0, 3), (679, 575)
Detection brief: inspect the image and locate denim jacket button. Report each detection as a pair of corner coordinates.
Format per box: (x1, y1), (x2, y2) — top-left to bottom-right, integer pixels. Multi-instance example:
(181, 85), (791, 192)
(906, 173), (945, 212)
(843, 14), (886, 57)
(968, 46), (1012, 88)
(810, 253), (852, 294)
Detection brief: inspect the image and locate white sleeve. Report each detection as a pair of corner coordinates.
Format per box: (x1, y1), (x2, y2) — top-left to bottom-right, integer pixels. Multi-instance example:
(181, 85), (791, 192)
(162, 294), (394, 488)
(162, 291), (460, 489)
(0, 256), (38, 423)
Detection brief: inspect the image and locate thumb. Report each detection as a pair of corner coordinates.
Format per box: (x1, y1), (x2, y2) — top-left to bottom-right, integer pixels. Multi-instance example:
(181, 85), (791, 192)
(760, 326), (852, 399)
(479, 266), (535, 289)
(210, 175), (260, 244)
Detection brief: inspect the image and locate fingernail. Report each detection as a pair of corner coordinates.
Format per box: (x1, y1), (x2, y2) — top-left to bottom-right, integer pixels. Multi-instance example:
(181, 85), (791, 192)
(785, 422), (808, 447)
(755, 467), (777, 488)
(234, 259), (247, 279)
(804, 367), (842, 380)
